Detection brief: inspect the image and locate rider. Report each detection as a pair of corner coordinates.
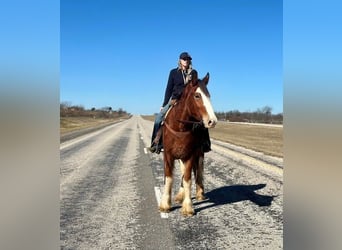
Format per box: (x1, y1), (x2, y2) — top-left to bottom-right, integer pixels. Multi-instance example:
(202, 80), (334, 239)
(148, 52), (211, 154)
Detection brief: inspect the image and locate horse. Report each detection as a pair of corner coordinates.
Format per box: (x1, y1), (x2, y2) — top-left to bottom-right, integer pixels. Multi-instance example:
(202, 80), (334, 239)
(159, 71), (217, 217)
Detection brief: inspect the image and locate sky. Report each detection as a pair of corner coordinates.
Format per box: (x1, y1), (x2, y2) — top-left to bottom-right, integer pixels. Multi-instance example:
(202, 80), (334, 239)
(60, 0), (282, 115)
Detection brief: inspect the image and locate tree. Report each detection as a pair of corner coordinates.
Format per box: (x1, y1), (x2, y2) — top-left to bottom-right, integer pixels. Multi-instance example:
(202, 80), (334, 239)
(261, 106), (272, 116)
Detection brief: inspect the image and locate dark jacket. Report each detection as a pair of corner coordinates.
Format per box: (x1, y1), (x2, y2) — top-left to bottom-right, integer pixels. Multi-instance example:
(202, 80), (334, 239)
(162, 68), (197, 107)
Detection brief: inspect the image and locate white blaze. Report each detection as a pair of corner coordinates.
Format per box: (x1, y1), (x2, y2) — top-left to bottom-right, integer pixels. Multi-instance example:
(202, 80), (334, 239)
(196, 87), (217, 126)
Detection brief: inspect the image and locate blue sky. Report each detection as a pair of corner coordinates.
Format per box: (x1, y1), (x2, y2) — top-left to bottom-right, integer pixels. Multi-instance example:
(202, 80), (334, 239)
(61, 0), (282, 115)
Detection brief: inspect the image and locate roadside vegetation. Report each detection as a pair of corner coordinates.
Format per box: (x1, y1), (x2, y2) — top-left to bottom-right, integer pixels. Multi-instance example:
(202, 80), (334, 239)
(60, 102), (131, 135)
(141, 115), (283, 158)
(60, 102), (282, 158)
(215, 106), (283, 124)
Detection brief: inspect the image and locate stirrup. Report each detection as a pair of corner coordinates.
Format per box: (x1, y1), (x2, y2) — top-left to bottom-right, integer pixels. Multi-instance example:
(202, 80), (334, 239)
(155, 145), (163, 154)
(148, 145), (157, 153)
(148, 143), (163, 154)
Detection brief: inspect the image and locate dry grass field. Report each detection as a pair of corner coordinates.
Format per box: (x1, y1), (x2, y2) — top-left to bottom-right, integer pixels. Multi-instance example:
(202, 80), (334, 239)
(60, 116), (128, 135)
(210, 122), (282, 158)
(60, 115), (282, 158)
(141, 115), (283, 158)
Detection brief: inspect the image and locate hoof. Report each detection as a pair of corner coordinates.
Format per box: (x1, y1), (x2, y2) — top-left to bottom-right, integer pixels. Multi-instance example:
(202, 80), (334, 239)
(174, 194), (184, 204)
(181, 207), (194, 217)
(159, 206), (171, 213)
(196, 195), (207, 201)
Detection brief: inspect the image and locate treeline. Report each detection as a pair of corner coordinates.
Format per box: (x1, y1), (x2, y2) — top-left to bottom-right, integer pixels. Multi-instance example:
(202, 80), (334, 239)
(215, 106), (283, 124)
(60, 102), (130, 119)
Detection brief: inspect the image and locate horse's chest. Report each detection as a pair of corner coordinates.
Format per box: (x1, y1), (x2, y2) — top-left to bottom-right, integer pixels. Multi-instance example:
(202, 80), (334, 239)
(169, 138), (197, 159)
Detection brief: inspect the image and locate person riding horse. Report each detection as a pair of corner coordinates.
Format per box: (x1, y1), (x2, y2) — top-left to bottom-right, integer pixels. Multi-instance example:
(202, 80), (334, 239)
(158, 70), (217, 216)
(148, 52), (211, 154)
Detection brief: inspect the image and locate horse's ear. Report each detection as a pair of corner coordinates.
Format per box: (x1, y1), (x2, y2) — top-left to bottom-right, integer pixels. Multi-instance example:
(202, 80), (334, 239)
(202, 72), (210, 85)
(190, 70), (198, 86)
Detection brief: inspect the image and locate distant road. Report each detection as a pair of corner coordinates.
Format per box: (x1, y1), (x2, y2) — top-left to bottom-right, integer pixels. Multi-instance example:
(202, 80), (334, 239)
(60, 115), (283, 249)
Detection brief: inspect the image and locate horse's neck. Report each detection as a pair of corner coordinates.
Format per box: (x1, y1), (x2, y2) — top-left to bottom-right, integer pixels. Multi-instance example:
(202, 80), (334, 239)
(168, 101), (191, 131)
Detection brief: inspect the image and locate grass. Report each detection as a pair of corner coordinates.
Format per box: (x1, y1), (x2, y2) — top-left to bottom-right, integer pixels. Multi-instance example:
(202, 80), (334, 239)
(210, 122), (283, 158)
(60, 116), (128, 135)
(141, 115), (283, 158)
(60, 115), (283, 158)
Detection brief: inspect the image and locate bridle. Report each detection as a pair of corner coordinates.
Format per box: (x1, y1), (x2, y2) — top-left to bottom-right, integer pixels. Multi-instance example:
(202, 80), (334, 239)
(163, 79), (205, 138)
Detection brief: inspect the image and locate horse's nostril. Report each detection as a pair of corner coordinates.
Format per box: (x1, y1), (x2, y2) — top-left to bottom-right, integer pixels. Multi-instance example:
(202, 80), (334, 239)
(208, 119), (217, 127)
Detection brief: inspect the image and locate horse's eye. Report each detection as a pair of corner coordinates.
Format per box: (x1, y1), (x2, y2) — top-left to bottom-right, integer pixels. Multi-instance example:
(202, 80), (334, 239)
(194, 93), (201, 99)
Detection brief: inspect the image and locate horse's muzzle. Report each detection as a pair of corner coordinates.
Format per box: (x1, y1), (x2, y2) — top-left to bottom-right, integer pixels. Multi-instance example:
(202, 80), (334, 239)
(205, 119), (217, 128)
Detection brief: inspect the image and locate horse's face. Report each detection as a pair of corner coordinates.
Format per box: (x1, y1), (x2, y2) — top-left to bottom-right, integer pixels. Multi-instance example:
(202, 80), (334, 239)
(188, 73), (217, 128)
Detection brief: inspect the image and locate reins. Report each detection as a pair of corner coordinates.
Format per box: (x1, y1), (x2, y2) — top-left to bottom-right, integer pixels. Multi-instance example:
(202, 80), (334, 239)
(163, 121), (192, 137)
(163, 119), (203, 138)
(177, 119), (203, 125)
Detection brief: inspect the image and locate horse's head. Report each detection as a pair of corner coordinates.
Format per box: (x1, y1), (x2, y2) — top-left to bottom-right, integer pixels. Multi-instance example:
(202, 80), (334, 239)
(184, 72), (218, 128)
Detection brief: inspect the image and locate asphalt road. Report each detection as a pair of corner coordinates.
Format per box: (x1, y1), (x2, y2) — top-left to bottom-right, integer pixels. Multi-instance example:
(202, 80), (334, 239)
(60, 115), (283, 249)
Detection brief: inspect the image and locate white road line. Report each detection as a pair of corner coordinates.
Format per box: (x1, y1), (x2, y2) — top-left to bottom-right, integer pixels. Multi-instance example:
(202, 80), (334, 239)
(144, 147), (148, 154)
(154, 186), (168, 219)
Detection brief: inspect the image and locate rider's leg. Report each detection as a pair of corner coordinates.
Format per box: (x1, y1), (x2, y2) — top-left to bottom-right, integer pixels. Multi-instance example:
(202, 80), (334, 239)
(202, 128), (211, 153)
(148, 102), (171, 153)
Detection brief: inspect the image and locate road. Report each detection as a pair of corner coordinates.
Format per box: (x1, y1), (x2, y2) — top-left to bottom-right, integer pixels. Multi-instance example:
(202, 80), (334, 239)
(60, 115), (283, 249)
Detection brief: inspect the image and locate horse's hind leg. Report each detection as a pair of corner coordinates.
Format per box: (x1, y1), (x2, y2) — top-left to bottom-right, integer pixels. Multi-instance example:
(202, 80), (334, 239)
(194, 154), (206, 201)
(159, 156), (174, 213)
(174, 160), (185, 204)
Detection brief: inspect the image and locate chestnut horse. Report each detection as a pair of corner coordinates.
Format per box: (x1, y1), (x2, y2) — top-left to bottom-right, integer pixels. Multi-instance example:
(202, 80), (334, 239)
(159, 72), (217, 216)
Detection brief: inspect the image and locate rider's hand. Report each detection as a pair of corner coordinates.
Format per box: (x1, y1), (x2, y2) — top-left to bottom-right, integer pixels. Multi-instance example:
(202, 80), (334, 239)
(171, 99), (177, 106)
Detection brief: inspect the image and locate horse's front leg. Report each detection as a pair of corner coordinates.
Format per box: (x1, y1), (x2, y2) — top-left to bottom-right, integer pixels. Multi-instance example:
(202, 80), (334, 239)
(159, 156), (174, 213)
(174, 160), (185, 204)
(181, 159), (195, 217)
